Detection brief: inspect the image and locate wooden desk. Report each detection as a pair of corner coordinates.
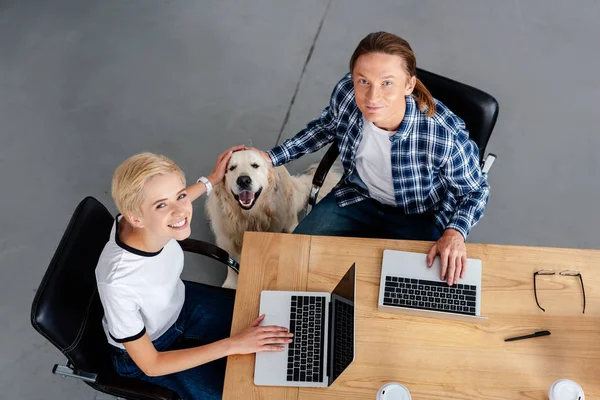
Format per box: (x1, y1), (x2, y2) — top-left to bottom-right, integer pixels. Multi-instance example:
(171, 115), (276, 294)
(223, 232), (600, 399)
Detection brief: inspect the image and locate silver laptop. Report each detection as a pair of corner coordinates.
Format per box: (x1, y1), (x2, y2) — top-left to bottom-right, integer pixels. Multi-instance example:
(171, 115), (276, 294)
(378, 250), (486, 322)
(254, 264), (356, 387)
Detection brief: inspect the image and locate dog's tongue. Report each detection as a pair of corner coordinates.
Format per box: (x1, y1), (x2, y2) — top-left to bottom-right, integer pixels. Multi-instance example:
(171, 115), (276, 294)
(239, 191), (255, 203)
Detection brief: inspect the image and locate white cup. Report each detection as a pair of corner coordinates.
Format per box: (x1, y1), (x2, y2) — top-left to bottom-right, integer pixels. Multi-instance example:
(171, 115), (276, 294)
(549, 379), (584, 400)
(376, 382), (412, 400)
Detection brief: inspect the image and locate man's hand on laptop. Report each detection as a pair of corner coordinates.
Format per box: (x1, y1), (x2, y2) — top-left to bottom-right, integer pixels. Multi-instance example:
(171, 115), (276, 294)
(426, 228), (467, 286)
(226, 314), (293, 355)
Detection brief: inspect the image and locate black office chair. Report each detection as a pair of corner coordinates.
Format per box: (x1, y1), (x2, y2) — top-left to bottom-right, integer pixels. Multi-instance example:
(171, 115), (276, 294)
(30, 197), (239, 400)
(308, 68), (499, 210)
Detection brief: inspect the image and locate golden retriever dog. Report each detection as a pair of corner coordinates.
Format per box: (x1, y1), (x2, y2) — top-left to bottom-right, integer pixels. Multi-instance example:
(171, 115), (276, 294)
(206, 149), (341, 288)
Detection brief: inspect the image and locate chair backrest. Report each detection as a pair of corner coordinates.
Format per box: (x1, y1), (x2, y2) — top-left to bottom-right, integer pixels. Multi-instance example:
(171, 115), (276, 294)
(31, 197), (114, 374)
(416, 68), (499, 161)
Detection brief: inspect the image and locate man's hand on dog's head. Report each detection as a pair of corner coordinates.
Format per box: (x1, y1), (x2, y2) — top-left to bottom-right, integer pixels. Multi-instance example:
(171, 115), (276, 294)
(246, 147), (273, 166)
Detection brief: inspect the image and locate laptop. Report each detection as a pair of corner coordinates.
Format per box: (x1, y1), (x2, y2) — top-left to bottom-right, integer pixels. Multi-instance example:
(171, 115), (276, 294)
(378, 250), (487, 322)
(254, 264), (356, 387)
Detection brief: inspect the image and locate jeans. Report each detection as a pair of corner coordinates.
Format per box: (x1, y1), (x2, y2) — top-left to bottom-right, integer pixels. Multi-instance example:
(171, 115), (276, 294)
(109, 281), (235, 400)
(294, 192), (443, 241)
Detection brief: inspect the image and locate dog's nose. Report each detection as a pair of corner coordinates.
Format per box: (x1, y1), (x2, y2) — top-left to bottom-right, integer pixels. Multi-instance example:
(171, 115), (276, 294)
(236, 175), (252, 187)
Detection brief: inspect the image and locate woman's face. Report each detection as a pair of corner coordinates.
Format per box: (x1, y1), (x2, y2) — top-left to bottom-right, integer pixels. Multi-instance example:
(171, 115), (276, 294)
(352, 52), (416, 131)
(130, 172), (193, 242)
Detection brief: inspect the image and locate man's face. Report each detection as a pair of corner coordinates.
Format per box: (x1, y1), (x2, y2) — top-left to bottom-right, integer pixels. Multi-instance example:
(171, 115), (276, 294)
(352, 52), (416, 131)
(131, 172), (193, 241)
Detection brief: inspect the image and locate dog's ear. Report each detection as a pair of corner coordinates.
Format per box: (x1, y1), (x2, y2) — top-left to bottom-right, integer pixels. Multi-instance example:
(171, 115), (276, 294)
(211, 180), (239, 213)
(267, 167), (280, 193)
(211, 180), (228, 199)
(212, 180), (223, 195)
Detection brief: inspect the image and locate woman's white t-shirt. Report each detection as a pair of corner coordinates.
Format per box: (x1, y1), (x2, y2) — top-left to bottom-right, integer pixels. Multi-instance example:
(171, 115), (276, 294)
(95, 216), (185, 349)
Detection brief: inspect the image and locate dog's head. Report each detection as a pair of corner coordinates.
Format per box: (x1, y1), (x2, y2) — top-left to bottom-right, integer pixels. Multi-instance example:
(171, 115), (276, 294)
(224, 150), (271, 210)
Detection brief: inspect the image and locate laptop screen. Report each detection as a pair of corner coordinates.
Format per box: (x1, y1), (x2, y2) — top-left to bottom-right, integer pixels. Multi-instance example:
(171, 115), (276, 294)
(328, 263), (356, 386)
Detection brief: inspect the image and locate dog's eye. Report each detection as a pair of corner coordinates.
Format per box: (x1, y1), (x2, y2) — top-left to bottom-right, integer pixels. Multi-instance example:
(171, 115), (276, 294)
(228, 165), (237, 172)
(251, 163), (259, 169)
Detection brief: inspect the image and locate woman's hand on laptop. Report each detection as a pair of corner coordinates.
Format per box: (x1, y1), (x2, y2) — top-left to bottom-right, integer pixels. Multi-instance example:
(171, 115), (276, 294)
(426, 228), (467, 286)
(226, 314), (293, 355)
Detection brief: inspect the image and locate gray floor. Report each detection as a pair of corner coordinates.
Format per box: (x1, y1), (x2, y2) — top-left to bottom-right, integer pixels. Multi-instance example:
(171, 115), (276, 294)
(1, 0), (599, 398)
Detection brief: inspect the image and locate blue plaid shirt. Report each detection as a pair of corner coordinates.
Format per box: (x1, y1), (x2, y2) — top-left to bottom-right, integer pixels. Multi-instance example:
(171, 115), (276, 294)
(268, 74), (490, 239)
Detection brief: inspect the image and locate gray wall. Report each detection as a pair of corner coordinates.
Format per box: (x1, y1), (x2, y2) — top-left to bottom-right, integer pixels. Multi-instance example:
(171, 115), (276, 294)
(1, 0), (598, 398)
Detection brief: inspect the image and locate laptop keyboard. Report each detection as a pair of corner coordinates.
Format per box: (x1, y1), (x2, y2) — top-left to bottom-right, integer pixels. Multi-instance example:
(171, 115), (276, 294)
(383, 276), (477, 316)
(287, 295), (326, 383)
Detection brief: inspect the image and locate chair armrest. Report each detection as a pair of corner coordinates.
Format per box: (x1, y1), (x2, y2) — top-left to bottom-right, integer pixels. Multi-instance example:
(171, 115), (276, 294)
(312, 143), (340, 188)
(309, 144), (340, 207)
(178, 238), (239, 274)
(481, 153), (496, 174)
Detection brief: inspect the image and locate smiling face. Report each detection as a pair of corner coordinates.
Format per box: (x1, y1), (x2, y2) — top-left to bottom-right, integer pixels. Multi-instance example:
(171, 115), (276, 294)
(128, 172), (193, 241)
(224, 150), (270, 210)
(352, 52), (416, 131)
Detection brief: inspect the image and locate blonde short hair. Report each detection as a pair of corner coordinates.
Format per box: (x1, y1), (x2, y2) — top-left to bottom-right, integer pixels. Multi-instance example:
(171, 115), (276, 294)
(112, 152), (185, 216)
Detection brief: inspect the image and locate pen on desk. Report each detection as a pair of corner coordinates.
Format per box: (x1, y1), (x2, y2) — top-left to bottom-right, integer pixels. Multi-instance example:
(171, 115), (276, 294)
(504, 330), (551, 342)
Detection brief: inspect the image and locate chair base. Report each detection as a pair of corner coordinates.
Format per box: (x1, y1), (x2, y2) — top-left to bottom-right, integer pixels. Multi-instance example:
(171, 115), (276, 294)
(53, 363), (97, 383)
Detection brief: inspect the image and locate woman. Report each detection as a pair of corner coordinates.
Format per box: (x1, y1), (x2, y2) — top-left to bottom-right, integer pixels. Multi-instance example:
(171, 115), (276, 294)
(97, 147), (291, 399)
(254, 32), (489, 286)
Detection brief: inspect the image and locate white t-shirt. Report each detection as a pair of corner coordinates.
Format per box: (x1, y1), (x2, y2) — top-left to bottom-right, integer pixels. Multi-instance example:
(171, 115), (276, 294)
(355, 117), (396, 205)
(96, 216), (185, 349)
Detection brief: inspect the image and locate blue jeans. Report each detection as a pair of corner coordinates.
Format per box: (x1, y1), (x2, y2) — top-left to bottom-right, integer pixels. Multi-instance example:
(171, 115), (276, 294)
(109, 281), (235, 400)
(295, 192), (443, 241)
